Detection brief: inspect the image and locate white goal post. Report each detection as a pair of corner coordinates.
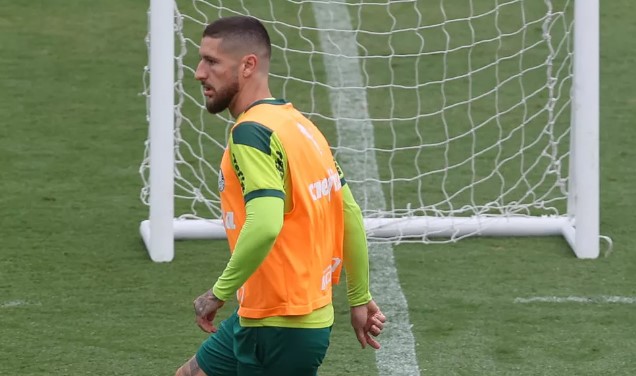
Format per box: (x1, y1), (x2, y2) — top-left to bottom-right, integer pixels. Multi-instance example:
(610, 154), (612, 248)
(140, 0), (601, 262)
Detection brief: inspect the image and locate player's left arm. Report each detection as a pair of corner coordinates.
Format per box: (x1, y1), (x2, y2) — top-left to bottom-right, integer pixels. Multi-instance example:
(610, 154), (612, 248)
(211, 122), (287, 301)
(334, 158), (372, 306)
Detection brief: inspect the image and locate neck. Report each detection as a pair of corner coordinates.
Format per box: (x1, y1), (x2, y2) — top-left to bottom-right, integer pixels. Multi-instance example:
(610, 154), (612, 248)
(229, 76), (272, 118)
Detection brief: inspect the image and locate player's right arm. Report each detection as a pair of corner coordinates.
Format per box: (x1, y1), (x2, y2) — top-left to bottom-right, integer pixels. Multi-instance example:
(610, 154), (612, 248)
(211, 122), (286, 302)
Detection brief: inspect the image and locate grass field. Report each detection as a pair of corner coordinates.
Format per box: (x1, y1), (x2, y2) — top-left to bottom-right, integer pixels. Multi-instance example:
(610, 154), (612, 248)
(1, 1), (635, 375)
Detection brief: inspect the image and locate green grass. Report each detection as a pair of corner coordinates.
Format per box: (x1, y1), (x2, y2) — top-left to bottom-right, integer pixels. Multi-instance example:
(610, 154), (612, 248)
(0, 0), (635, 375)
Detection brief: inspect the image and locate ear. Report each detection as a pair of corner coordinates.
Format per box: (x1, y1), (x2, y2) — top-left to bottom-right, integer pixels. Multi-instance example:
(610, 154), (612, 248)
(241, 54), (258, 78)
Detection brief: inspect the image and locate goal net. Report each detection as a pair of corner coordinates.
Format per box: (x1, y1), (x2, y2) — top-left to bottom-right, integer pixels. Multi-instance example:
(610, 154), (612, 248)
(140, 0), (601, 261)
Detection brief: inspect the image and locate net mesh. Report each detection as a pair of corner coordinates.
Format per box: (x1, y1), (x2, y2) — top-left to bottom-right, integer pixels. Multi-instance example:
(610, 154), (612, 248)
(141, 0), (573, 241)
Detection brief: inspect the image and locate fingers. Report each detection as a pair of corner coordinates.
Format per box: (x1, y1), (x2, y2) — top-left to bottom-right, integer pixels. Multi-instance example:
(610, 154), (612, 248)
(364, 311), (385, 349)
(196, 316), (216, 333)
(355, 324), (382, 349)
(368, 324), (382, 337)
(373, 310), (386, 323)
(195, 309), (218, 333)
(365, 332), (381, 350)
(369, 315), (385, 331)
(366, 301), (386, 321)
(351, 302), (387, 350)
(354, 327), (367, 349)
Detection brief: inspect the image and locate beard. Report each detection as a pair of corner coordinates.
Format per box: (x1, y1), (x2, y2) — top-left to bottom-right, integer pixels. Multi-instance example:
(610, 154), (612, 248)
(205, 78), (239, 114)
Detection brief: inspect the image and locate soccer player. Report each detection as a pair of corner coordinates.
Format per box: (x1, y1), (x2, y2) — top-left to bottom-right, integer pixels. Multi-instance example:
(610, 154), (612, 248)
(175, 16), (386, 376)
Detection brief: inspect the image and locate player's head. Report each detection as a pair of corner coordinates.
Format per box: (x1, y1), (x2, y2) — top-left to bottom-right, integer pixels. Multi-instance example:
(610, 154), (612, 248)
(195, 16), (272, 115)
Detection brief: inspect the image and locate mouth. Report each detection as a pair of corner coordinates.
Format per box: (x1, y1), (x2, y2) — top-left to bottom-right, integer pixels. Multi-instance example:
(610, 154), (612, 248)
(202, 84), (214, 97)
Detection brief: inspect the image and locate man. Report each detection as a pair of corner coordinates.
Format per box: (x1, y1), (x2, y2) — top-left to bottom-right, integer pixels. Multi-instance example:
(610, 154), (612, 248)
(175, 16), (386, 376)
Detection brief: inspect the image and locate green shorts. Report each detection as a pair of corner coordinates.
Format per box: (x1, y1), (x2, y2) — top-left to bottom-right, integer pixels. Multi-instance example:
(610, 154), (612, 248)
(196, 311), (332, 376)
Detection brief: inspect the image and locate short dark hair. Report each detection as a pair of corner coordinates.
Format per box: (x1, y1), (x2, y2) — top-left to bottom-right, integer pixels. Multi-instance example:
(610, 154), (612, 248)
(203, 16), (271, 59)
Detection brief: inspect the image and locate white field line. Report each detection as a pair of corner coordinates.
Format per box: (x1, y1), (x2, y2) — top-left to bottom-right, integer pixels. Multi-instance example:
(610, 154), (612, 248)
(0, 300), (40, 308)
(514, 296), (636, 304)
(312, 3), (420, 375)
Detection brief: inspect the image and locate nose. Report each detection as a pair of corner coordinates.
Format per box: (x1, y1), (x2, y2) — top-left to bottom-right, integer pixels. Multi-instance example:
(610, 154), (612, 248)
(194, 60), (206, 81)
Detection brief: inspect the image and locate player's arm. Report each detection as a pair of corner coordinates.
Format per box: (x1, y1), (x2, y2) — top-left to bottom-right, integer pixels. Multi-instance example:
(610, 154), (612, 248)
(336, 159), (385, 349)
(212, 122), (286, 301)
(336, 159), (373, 306)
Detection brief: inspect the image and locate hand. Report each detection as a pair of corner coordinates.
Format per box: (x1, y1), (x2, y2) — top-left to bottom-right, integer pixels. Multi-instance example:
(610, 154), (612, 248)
(193, 290), (225, 333)
(350, 299), (386, 350)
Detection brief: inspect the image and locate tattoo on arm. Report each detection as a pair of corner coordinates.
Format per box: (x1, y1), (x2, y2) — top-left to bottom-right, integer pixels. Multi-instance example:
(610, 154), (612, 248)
(176, 356), (204, 376)
(188, 357), (202, 375)
(194, 291), (223, 316)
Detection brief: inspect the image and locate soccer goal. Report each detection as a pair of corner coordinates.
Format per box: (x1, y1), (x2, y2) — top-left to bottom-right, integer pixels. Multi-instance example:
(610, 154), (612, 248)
(140, 0), (601, 262)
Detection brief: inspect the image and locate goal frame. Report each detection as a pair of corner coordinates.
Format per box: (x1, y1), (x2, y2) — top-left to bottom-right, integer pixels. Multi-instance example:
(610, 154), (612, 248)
(140, 0), (599, 262)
